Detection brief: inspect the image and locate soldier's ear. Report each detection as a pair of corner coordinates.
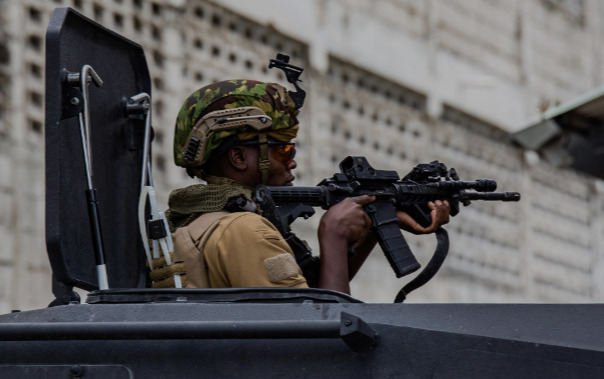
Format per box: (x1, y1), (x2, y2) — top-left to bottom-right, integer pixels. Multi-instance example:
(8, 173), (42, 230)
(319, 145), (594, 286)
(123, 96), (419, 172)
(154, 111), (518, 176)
(227, 146), (251, 171)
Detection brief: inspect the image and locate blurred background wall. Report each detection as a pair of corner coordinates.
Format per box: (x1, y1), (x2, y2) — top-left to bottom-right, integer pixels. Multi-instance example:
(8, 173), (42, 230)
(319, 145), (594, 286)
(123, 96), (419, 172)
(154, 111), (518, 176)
(1, 0), (603, 311)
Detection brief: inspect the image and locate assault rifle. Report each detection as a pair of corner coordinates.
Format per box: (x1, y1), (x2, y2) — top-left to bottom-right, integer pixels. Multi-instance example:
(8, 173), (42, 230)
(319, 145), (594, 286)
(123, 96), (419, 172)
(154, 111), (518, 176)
(254, 156), (520, 295)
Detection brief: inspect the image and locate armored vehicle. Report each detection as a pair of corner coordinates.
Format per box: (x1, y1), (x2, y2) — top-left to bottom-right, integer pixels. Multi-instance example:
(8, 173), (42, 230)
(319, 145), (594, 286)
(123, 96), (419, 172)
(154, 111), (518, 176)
(0, 8), (602, 378)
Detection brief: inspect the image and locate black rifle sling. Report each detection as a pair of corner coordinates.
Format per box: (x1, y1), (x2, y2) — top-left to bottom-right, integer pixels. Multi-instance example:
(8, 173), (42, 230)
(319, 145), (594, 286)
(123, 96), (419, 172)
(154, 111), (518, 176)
(394, 227), (449, 303)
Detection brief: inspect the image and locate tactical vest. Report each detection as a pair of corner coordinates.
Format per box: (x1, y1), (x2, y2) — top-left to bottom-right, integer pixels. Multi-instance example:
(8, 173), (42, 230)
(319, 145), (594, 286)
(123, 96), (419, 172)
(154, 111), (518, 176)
(149, 211), (228, 288)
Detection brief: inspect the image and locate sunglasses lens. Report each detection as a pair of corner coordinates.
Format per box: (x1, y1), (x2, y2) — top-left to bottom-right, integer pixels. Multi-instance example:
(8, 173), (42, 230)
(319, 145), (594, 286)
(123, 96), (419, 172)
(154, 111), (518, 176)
(274, 143), (295, 165)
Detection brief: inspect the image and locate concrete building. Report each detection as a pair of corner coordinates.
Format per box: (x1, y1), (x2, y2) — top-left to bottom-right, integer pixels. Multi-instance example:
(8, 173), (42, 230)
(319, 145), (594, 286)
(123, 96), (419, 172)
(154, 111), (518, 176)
(0, 0), (603, 311)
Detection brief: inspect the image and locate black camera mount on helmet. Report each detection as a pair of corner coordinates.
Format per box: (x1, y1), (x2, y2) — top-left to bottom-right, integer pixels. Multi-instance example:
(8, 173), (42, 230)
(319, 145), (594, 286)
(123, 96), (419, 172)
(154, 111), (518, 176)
(268, 53), (306, 109)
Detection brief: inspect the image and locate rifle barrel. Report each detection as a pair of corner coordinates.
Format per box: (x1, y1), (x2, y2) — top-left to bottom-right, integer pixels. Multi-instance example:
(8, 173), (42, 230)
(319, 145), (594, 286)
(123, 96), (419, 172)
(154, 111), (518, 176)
(427, 179), (497, 192)
(463, 191), (520, 202)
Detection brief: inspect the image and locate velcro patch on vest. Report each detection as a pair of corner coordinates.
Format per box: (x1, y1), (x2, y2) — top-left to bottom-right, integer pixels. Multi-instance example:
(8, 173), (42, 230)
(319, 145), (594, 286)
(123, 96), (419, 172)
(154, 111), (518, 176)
(264, 253), (299, 283)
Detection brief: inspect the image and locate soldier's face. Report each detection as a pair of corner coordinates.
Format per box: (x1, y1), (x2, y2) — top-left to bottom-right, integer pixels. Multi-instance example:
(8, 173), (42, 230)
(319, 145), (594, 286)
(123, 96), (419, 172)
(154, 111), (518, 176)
(266, 142), (296, 186)
(237, 142), (296, 187)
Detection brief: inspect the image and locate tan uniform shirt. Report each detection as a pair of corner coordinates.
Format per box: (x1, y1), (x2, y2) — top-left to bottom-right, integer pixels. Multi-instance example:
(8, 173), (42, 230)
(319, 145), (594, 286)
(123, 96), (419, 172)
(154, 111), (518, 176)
(202, 212), (308, 288)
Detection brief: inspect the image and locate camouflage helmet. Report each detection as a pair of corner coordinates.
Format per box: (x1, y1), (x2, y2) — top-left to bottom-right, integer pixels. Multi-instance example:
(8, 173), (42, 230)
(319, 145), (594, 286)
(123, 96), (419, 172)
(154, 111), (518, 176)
(173, 79), (300, 171)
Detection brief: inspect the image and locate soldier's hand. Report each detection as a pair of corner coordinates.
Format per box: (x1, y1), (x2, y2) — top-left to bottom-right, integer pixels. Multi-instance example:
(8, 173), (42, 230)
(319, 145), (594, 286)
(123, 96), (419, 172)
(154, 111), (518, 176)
(318, 195), (375, 243)
(397, 200), (450, 235)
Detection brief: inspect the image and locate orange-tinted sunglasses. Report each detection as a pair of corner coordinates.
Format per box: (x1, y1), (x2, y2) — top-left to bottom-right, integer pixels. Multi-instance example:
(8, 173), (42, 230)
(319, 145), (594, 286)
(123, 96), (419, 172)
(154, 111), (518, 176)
(270, 142), (296, 166)
(239, 140), (296, 166)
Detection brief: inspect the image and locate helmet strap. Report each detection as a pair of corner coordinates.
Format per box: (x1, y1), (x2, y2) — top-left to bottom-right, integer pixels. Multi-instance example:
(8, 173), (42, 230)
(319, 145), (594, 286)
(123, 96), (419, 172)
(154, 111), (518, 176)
(257, 133), (270, 185)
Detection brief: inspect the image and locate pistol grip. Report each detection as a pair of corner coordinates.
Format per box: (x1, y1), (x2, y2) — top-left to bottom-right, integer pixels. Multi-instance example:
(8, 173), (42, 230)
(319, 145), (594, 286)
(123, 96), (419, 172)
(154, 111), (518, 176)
(364, 203), (421, 278)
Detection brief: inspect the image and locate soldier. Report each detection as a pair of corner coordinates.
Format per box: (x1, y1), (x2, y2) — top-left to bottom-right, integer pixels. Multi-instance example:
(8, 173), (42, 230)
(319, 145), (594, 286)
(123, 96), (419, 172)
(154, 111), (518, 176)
(159, 79), (449, 294)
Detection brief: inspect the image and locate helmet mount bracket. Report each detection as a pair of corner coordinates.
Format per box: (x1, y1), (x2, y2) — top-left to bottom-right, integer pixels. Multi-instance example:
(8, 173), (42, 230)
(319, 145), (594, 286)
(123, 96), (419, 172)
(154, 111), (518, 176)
(268, 53), (306, 110)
